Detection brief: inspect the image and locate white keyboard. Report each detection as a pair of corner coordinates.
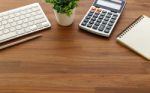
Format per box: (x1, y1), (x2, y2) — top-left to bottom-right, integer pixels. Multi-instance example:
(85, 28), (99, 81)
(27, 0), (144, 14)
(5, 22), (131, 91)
(0, 3), (51, 43)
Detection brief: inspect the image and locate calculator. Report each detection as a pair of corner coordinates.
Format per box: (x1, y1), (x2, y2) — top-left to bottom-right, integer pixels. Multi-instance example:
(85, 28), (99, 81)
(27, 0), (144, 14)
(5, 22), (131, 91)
(79, 0), (126, 37)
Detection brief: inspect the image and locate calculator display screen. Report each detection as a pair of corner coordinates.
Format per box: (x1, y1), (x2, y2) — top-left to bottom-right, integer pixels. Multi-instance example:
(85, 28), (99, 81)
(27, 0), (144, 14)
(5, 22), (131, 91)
(97, 0), (121, 10)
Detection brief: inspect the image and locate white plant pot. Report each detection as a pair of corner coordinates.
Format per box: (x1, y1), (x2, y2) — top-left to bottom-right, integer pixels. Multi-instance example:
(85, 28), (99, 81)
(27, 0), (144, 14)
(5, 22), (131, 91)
(53, 9), (75, 26)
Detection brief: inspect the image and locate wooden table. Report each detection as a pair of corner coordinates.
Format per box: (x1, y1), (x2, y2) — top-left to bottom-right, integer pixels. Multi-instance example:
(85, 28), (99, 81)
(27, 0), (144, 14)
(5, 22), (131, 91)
(0, 0), (150, 92)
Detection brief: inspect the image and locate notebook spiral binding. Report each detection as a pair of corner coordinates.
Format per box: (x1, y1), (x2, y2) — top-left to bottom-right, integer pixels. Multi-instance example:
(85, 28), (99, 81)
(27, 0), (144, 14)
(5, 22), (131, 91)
(118, 16), (145, 38)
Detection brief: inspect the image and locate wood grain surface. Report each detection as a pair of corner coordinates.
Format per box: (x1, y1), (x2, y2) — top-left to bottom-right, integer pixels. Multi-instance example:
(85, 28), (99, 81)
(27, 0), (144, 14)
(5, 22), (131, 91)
(0, 0), (150, 93)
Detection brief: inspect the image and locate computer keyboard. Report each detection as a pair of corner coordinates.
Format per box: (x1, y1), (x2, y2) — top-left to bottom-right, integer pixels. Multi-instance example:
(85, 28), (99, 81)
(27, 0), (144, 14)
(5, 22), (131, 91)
(0, 3), (51, 43)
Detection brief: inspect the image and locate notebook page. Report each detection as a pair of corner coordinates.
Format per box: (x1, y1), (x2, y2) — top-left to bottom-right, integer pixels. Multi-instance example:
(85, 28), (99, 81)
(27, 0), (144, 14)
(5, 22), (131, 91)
(118, 16), (150, 59)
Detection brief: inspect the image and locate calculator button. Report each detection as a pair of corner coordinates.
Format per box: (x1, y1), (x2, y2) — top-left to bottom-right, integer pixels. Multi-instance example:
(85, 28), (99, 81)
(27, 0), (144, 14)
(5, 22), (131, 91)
(110, 19), (115, 23)
(98, 25), (105, 31)
(99, 16), (104, 19)
(91, 17), (96, 21)
(108, 22), (113, 26)
(104, 18), (109, 21)
(106, 15), (111, 18)
(81, 22), (87, 26)
(95, 22), (100, 26)
(102, 21), (107, 24)
(97, 19), (102, 22)
(95, 12), (99, 15)
(86, 16), (91, 19)
(92, 26), (98, 30)
(102, 11), (107, 14)
(106, 26), (111, 30)
(112, 16), (117, 19)
(83, 19), (89, 22)
(101, 13), (106, 16)
(88, 12), (94, 16)
(108, 12), (112, 15)
(104, 29), (110, 33)
(93, 14), (98, 18)
(113, 13), (118, 17)
(87, 24), (92, 28)
(89, 20), (94, 24)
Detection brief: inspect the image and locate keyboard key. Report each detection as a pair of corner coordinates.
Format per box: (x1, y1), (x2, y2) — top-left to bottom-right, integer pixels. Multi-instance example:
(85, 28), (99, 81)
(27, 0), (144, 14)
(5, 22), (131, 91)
(0, 32), (17, 41)
(10, 27), (16, 32)
(2, 20), (7, 25)
(17, 29), (25, 34)
(30, 25), (37, 31)
(4, 29), (10, 34)
(42, 22), (50, 27)
(0, 31), (3, 35)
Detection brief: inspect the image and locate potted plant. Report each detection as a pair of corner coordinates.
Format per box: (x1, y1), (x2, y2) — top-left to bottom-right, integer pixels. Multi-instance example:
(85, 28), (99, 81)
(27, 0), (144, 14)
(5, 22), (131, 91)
(45, 0), (79, 26)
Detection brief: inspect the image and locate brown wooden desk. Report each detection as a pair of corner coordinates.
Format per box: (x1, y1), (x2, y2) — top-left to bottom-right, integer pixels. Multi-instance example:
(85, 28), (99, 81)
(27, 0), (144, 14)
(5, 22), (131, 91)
(0, 0), (150, 93)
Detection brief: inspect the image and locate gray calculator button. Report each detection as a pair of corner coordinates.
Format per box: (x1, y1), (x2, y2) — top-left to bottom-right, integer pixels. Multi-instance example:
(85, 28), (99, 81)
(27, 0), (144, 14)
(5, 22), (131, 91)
(97, 19), (102, 22)
(106, 15), (111, 18)
(95, 13), (99, 15)
(112, 16), (117, 19)
(104, 18), (109, 21)
(81, 22), (87, 26)
(101, 13), (105, 16)
(104, 29), (110, 33)
(108, 12), (112, 15)
(102, 11), (107, 14)
(110, 19), (115, 23)
(113, 13), (118, 16)
(93, 14), (98, 18)
(88, 12), (93, 16)
(92, 26), (98, 29)
(89, 20), (94, 24)
(108, 22), (113, 26)
(86, 16), (91, 19)
(91, 17), (96, 21)
(95, 22), (100, 26)
(87, 24), (92, 28)
(84, 19), (89, 22)
(99, 16), (104, 19)
(98, 25), (105, 31)
(102, 21), (107, 24)
(106, 26), (111, 30)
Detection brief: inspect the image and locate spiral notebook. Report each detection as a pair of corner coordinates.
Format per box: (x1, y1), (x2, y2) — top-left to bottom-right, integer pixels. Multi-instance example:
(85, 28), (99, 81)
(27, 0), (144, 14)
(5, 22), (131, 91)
(117, 15), (150, 60)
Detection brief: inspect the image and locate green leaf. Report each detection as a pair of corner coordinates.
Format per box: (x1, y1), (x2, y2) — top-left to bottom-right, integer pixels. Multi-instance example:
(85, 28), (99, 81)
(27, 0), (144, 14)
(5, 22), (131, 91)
(45, 0), (79, 16)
